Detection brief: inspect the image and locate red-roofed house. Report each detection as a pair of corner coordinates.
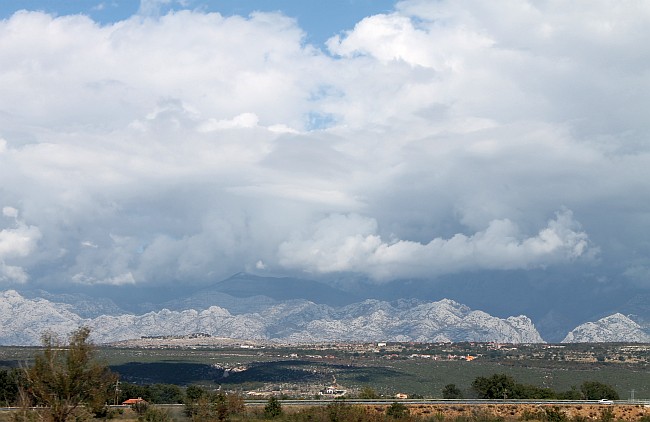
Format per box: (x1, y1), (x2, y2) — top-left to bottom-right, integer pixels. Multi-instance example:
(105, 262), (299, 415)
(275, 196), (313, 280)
(122, 397), (147, 405)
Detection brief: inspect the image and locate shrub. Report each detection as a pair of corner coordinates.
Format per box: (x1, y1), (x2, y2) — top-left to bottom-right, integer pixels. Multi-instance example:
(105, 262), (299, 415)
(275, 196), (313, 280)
(544, 407), (567, 422)
(598, 408), (614, 422)
(138, 406), (174, 422)
(264, 396), (282, 419)
(386, 402), (410, 419)
(443, 384), (464, 399)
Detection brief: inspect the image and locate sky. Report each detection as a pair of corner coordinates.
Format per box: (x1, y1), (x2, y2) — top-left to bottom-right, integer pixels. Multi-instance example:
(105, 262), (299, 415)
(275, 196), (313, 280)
(0, 0), (649, 305)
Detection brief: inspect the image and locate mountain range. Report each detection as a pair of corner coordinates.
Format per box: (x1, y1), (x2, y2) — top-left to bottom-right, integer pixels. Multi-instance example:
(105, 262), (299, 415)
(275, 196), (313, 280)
(0, 290), (544, 345)
(1, 274), (649, 345)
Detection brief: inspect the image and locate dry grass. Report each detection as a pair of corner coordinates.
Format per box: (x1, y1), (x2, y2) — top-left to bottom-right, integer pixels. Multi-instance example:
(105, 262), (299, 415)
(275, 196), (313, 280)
(376, 404), (650, 421)
(1, 404), (648, 422)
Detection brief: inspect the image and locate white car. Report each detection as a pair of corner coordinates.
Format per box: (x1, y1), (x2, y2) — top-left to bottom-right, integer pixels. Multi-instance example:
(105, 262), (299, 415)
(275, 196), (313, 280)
(598, 399), (613, 405)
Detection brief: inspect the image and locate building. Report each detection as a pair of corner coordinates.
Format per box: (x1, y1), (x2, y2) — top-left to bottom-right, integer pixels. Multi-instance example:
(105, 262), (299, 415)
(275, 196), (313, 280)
(122, 398), (147, 406)
(320, 386), (347, 397)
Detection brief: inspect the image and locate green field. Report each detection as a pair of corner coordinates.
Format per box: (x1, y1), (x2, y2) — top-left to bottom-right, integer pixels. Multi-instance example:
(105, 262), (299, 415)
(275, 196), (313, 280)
(1, 345), (648, 400)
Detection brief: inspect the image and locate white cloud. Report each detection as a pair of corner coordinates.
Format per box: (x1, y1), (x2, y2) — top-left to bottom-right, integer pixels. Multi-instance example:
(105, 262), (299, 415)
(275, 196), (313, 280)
(2, 207), (18, 219)
(0, 210), (41, 283)
(0, 1), (649, 288)
(0, 219), (40, 259)
(0, 263), (29, 284)
(197, 112), (260, 132)
(278, 210), (595, 280)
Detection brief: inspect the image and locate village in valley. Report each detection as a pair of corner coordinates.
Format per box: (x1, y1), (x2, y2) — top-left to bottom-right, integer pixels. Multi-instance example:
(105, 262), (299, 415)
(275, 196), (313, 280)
(88, 335), (650, 401)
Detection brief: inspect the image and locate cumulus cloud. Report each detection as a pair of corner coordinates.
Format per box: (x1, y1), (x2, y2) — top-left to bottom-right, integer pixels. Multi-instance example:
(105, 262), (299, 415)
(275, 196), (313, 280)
(0, 209), (41, 283)
(278, 210), (595, 280)
(0, 1), (648, 289)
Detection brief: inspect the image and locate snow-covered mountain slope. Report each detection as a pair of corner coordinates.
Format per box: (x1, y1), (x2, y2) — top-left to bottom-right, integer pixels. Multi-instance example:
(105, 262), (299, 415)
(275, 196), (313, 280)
(0, 290), (543, 345)
(0, 290), (84, 344)
(562, 313), (650, 343)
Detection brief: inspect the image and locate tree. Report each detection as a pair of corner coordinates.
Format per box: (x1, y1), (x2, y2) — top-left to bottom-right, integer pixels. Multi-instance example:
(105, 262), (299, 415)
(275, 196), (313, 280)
(580, 381), (619, 400)
(442, 383), (463, 399)
(185, 385), (207, 402)
(0, 368), (19, 406)
(557, 387), (582, 400)
(20, 327), (117, 422)
(472, 374), (517, 399)
(119, 382), (150, 403)
(264, 396), (282, 419)
(148, 383), (184, 404)
(213, 393), (230, 422)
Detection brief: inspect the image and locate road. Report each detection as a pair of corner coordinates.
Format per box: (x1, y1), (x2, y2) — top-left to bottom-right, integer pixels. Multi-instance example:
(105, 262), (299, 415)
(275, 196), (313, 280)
(2, 399), (648, 412)
(243, 399), (647, 406)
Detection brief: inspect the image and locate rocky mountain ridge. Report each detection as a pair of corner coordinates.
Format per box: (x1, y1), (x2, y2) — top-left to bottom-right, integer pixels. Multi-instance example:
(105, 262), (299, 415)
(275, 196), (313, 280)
(0, 290), (543, 345)
(562, 313), (650, 343)
(3, 290), (648, 345)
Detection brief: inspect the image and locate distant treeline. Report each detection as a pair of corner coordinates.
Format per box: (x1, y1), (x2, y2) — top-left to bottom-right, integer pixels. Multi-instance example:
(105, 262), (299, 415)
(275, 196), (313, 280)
(0, 367), (186, 407)
(1, 368), (620, 408)
(466, 374), (619, 400)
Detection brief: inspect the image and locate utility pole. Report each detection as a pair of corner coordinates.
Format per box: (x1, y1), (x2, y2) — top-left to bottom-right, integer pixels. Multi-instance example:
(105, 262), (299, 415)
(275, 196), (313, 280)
(630, 389), (635, 402)
(114, 380), (120, 406)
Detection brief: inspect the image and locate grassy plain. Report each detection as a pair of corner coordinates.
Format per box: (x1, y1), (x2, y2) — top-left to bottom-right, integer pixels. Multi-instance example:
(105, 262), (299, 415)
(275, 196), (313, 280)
(1, 343), (648, 400)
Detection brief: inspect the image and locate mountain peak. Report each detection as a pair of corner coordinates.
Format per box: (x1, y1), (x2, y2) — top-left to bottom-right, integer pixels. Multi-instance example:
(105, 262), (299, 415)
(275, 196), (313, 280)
(563, 313), (650, 343)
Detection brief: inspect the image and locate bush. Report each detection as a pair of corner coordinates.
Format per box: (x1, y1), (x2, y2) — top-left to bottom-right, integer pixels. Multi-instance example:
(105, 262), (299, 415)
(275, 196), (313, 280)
(442, 384), (463, 399)
(132, 401), (150, 415)
(185, 392), (244, 421)
(471, 410), (504, 422)
(386, 402), (410, 419)
(264, 396), (282, 419)
(598, 408), (614, 422)
(544, 407), (567, 422)
(138, 406), (174, 422)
